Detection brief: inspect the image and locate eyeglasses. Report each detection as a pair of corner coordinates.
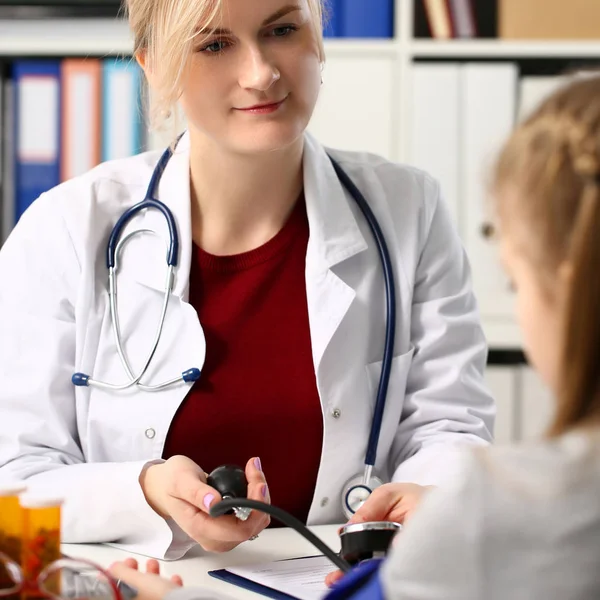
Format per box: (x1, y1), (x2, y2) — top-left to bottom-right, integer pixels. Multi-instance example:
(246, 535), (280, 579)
(0, 551), (127, 600)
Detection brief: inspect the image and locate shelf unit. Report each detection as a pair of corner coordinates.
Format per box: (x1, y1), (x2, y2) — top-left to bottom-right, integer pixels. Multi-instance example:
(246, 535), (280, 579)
(2, 1), (600, 351)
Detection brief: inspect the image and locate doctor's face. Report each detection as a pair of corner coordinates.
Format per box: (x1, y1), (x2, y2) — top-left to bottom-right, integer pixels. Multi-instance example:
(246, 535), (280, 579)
(178, 0), (322, 155)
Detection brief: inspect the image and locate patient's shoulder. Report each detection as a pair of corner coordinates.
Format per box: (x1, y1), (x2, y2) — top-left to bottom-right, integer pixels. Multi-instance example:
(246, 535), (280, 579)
(476, 430), (600, 495)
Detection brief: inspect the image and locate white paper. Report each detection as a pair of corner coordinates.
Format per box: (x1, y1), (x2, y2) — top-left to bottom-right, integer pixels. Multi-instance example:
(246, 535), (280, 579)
(226, 555), (332, 600)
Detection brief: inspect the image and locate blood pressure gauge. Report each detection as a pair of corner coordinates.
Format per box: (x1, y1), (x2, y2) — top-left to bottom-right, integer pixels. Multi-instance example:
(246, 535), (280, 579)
(339, 521), (402, 566)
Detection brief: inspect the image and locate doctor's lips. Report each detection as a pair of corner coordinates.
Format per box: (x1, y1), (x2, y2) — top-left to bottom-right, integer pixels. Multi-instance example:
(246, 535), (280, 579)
(235, 95), (288, 114)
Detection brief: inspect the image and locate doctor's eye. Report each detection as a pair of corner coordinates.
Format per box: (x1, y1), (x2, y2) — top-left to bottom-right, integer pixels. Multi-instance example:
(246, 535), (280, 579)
(198, 39), (231, 54)
(269, 24), (298, 38)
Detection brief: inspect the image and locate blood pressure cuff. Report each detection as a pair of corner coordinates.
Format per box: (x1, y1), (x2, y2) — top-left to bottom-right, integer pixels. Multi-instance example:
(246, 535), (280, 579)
(324, 559), (385, 600)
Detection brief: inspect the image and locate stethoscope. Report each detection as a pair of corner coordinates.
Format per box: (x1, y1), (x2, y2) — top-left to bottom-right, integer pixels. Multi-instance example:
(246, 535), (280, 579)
(71, 138), (397, 520)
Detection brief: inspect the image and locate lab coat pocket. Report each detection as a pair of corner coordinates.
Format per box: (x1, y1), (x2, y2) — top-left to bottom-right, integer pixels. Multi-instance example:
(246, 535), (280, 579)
(365, 347), (415, 465)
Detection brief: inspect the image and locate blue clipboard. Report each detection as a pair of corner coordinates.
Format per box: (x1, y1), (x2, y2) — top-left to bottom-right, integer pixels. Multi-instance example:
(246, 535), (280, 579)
(209, 555), (384, 600)
(208, 555), (323, 600)
(208, 569), (300, 600)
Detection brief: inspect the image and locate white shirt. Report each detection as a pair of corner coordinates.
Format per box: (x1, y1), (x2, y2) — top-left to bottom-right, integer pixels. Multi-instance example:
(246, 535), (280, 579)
(382, 430), (600, 599)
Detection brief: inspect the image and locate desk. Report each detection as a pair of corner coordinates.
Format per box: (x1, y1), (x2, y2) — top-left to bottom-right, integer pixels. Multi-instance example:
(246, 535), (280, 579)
(62, 525), (341, 599)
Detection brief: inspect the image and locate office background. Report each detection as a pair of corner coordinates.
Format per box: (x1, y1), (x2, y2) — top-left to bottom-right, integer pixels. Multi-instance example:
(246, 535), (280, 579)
(2, 0), (599, 446)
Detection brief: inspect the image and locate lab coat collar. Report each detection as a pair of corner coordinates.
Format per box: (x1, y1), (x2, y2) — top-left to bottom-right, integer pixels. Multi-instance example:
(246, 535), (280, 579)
(130, 131), (368, 299)
(302, 133), (369, 372)
(302, 132), (368, 271)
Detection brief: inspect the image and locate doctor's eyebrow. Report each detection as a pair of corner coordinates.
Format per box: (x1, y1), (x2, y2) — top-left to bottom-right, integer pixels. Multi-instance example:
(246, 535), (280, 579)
(198, 4), (302, 36)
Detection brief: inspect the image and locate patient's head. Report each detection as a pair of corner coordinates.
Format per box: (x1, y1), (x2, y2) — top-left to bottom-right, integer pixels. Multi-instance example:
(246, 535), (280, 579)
(492, 75), (600, 437)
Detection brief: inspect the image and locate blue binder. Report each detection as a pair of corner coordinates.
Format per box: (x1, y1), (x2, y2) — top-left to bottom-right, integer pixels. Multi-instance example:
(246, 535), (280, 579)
(341, 0), (394, 38)
(102, 58), (143, 161)
(323, 0), (342, 37)
(13, 61), (61, 221)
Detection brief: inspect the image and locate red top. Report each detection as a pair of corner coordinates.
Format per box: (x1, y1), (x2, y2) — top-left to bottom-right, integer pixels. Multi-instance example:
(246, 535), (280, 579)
(162, 198), (324, 524)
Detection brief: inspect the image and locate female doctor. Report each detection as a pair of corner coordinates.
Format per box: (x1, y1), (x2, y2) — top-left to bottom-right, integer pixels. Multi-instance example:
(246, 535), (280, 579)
(0, 0), (494, 559)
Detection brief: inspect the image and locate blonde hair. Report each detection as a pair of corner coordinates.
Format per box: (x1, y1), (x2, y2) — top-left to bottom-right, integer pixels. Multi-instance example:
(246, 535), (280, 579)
(491, 74), (600, 437)
(124, 0), (327, 136)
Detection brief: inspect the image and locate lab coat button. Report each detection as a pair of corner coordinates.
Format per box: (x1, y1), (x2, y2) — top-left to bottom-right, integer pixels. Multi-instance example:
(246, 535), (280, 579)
(145, 428), (156, 439)
(320, 497), (329, 507)
(331, 408), (341, 419)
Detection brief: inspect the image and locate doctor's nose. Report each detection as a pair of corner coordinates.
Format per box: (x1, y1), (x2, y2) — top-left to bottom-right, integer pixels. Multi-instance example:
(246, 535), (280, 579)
(238, 48), (280, 91)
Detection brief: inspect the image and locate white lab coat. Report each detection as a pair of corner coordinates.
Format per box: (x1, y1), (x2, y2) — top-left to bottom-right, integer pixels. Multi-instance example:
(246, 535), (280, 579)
(0, 132), (494, 559)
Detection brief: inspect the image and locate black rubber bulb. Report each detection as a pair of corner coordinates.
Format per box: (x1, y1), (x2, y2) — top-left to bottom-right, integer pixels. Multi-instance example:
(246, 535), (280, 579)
(207, 465), (248, 515)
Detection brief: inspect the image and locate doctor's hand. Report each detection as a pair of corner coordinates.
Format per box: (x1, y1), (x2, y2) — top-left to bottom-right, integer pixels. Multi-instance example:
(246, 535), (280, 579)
(325, 483), (436, 588)
(348, 482), (436, 526)
(140, 455), (271, 552)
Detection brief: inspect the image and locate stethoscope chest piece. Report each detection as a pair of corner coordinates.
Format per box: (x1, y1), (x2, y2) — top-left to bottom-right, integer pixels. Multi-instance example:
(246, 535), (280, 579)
(339, 521), (402, 566)
(342, 472), (384, 520)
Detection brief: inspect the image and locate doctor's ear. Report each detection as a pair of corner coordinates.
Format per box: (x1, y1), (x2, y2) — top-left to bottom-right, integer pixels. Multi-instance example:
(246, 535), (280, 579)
(135, 49), (155, 85)
(135, 50), (160, 92)
(135, 49), (147, 71)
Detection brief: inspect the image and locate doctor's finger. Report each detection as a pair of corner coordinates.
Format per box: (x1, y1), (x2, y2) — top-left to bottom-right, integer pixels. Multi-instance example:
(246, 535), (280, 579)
(171, 470), (224, 515)
(245, 457), (270, 499)
(187, 496), (264, 543)
(244, 481), (271, 533)
(349, 485), (401, 523)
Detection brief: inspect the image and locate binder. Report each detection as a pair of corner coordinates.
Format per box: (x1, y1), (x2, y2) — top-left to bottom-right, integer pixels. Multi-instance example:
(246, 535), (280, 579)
(518, 75), (568, 123)
(423, 0), (453, 38)
(323, 0), (342, 37)
(102, 58), (142, 161)
(499, 0), (600, 40)
(208, 555), (333, 600)
(461, 62), (518, 321)
(0, 64), (4, 239)
(209, 554), (383, 600)
(2, 74), (15, 244)
(341, 0), (394, 38)
(409, 63), (461, 230)
(448, 0), (476, 38)
(61, 58), (102, 181)
(13, 60), (61, 222)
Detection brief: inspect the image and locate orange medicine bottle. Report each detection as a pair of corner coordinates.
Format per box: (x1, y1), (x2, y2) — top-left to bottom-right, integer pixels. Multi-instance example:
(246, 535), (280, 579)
(19, 494), (63, 600)
(0, 483), (27, 599)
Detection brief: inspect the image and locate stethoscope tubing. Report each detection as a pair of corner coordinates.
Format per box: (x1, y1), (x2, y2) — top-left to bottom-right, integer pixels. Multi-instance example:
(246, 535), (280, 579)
(328, 157), (396, 470)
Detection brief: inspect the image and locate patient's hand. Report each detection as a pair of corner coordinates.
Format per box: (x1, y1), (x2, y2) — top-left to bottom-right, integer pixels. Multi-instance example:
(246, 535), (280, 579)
(109, 558), (182, 600)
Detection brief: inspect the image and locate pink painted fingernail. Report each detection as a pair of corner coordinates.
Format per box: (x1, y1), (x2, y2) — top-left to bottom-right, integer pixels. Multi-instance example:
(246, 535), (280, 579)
(262, 484), (268, 498)
(254, 457), (262, 471)
(203, 493), (215, 510)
